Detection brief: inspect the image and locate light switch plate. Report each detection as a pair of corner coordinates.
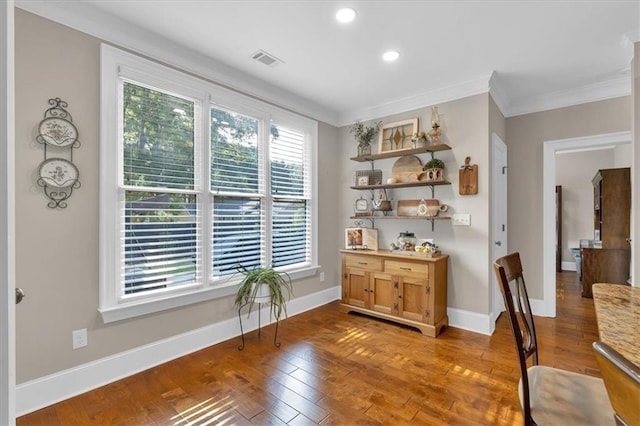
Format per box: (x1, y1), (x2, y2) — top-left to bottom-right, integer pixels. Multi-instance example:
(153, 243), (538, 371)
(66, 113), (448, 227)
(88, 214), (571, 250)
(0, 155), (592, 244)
(453, 213), (471, 226)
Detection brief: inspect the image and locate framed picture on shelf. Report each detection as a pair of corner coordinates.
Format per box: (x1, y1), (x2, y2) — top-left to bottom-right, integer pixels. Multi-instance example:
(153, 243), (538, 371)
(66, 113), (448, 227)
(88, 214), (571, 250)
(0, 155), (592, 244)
(355, 169), (382, 186)
(378, 118), (418, 153)
(344, 227), (378, 250)
(356, 175), (369, 186)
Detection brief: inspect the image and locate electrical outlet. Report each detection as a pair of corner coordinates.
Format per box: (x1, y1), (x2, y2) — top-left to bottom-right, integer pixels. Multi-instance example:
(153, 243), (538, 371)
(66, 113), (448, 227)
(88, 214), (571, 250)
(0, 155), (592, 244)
(72, 328), (87, 349)
(319, 271), (325, 282)
(452, 213), (471, 226)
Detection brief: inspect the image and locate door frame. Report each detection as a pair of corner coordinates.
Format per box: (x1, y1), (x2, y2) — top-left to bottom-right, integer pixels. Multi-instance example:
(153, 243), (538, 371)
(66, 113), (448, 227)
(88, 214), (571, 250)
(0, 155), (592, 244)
(542, 131), (631, 317)
(491, 133), (507, 327)
(1, 0), (16, 423)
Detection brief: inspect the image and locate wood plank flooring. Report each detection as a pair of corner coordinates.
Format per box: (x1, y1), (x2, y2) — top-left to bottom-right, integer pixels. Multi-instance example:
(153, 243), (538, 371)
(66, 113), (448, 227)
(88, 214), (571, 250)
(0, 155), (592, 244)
(18, 271), (603, 425)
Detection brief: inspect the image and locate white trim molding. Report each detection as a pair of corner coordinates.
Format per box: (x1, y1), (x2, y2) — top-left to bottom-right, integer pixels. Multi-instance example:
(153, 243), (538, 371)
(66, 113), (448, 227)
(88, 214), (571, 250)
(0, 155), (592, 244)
(1, 1), (15, 423)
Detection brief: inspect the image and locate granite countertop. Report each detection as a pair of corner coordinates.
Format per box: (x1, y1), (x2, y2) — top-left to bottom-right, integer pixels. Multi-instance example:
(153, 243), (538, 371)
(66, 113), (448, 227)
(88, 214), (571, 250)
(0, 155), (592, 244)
(592, 283), (640, 367)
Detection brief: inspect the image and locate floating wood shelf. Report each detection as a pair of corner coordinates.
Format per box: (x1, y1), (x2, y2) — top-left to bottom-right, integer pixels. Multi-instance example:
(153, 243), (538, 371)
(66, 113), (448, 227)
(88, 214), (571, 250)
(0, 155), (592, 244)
(350, 144), (451, 162)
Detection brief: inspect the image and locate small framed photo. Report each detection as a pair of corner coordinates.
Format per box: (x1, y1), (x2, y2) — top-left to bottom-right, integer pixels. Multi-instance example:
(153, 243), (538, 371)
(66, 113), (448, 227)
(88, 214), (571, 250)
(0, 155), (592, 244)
(344, 227), (378, 250)
(378, 118), (418, 153)
(357, 175), (369, 186)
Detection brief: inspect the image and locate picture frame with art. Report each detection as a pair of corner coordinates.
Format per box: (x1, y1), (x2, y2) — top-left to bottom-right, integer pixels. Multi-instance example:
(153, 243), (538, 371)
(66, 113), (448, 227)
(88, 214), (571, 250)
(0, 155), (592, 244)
(378, 118), (418, 153)
(344, 227), (378, 250)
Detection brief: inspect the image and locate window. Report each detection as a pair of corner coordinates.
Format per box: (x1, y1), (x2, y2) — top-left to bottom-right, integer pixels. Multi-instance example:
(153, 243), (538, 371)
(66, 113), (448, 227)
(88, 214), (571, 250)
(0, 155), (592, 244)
(100, 45), (317, 322)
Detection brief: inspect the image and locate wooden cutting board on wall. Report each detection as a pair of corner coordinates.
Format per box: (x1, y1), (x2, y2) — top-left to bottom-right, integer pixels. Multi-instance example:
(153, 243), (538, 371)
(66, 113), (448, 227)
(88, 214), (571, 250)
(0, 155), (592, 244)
(459, 157), (478, 195)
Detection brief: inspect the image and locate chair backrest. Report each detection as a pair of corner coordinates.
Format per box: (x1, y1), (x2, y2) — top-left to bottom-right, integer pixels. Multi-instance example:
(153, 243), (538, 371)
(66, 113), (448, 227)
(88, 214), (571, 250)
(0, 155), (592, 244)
(593, 341), (640, 426)
(493, 252), (539, 425)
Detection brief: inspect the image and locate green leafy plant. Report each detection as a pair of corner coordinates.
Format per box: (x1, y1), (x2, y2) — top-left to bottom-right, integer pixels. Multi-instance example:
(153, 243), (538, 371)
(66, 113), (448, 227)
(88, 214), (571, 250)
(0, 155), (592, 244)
(350, 120), (382, 144)
(234, 265), (293, 321)
(424, 158), (445, 170)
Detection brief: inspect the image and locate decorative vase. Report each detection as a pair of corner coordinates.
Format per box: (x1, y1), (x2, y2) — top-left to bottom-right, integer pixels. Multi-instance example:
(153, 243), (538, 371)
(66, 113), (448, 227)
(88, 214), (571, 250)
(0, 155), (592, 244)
(357, 141), (371, 157)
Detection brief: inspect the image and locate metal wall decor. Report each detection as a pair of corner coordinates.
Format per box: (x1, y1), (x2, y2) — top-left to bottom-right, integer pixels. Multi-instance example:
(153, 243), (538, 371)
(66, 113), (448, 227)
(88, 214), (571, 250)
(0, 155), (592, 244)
(36, 98), (81, 208)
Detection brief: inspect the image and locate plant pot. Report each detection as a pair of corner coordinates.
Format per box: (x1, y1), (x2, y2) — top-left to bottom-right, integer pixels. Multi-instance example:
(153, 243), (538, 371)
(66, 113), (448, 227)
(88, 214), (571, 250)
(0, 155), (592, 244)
(253, 283), (272, 304)
(424, 167), (444, 182)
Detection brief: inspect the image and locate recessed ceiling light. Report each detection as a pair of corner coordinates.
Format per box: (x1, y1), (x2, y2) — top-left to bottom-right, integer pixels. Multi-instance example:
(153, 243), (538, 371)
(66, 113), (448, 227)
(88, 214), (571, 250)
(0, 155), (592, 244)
(336, 8), (357, 23)
(382, 51), (400, 62)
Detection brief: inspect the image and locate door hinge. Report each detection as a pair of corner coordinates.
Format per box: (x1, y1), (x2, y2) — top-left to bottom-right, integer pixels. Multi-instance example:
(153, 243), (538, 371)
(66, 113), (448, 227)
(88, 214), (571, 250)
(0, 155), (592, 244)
(424, 309), (430, 317)
(425, 286), (431, 295)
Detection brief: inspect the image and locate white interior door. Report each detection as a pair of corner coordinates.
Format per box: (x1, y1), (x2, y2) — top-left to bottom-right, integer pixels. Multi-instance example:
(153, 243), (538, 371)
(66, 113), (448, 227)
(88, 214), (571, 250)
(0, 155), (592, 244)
(491, 134), (507, 322)
(1, 1), (16, 424)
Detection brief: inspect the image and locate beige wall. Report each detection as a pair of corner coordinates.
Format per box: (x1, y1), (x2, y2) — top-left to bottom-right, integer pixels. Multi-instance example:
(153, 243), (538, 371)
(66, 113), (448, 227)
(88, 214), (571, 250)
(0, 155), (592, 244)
(339, 94), (494, 316)
(15, 10), (340, 383)
(506, 96), (631, 299)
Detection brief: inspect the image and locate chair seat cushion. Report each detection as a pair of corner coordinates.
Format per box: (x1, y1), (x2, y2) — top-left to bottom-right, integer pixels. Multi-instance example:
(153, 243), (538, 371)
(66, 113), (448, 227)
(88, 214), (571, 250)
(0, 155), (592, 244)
(518, 365), (615, 425)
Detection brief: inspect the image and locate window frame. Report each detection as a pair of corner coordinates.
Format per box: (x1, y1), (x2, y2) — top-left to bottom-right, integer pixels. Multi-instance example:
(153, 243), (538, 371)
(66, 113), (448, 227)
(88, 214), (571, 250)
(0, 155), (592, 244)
(99, 45), (318, 323)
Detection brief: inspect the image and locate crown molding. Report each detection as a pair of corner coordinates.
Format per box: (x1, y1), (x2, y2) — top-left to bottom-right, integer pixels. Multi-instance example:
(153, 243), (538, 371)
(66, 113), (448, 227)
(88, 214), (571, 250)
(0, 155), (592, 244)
(337, 74), (493, 126)
(15, 0), (339, 126)
(488, 71), (510, 116)
(505, 73), (631, 117)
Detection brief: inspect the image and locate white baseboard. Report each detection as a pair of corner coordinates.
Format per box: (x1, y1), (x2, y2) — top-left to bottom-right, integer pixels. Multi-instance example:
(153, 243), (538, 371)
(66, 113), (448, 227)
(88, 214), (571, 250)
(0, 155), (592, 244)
(562, 261), (577, 271)
(447, 307), (494, 335)
(16, 285), (342, 416)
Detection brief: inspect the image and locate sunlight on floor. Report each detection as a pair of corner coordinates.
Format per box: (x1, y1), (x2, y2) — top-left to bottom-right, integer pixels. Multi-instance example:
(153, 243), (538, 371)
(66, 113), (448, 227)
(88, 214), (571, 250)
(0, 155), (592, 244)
(336, 326), (370, 344)
(172, 396), (234, 426)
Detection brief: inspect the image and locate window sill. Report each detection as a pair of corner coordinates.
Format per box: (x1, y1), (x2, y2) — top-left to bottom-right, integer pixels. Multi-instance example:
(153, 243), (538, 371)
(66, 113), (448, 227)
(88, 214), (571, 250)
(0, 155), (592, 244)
(99, 265), (320, 323)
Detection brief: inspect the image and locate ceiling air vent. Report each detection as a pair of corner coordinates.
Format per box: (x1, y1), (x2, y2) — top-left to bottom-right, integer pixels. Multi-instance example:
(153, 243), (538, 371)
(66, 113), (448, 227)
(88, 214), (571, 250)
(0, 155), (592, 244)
(251, 50), (284, 67)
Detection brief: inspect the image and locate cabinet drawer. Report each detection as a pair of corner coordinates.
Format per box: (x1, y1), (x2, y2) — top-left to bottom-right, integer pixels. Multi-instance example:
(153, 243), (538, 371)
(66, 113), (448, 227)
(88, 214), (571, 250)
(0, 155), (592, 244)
(344, 254), (383, 271)
(384, 260), (428, 278)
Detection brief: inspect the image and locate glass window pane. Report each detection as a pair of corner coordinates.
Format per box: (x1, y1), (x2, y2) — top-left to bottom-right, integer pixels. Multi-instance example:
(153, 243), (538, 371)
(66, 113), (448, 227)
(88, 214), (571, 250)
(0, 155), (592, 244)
(213, 196), (262, 276)
(123, 191), (198, 295)
(272, 200), (308, 267)
(122, 82), (195, 190)
(211, 108), (259, 193)
(271, 126), (305, 196)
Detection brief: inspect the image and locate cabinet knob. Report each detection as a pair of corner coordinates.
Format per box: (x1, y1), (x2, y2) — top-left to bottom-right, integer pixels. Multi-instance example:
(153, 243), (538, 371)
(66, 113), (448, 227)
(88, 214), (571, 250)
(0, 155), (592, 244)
(398, 294), (402, 299)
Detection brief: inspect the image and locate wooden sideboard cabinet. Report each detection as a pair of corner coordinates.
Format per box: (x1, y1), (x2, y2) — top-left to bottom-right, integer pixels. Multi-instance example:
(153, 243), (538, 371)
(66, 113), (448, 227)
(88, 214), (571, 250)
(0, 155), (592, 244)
(340, 249), (448, 337)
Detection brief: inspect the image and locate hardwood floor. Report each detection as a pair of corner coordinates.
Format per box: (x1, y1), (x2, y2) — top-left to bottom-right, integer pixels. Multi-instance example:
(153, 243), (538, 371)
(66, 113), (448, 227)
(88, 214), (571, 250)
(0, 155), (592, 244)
(18, 271), (602, 425)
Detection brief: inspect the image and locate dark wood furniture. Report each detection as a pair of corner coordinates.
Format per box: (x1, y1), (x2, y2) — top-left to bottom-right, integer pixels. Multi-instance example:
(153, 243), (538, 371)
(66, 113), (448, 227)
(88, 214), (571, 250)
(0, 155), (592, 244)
(581, 248), (630, 298)
(581, 168), (630, 298)
(493, 252), (614, 426)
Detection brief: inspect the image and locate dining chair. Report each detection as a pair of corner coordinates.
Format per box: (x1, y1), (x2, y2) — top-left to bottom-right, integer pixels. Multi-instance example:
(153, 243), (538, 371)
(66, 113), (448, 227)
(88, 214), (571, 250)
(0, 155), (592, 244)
(593, 341), (640, 426)
(494, 252), (614, 425)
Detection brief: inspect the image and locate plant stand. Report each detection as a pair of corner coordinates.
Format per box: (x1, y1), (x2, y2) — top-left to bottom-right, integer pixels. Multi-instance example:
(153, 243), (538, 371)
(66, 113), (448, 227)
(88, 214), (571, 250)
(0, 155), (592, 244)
(237, 300), (280, 350)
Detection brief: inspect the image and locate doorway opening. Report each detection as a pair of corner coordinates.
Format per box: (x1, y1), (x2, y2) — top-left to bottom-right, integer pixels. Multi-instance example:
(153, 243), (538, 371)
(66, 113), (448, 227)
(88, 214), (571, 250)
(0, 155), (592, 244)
(542, 131), (631, 317)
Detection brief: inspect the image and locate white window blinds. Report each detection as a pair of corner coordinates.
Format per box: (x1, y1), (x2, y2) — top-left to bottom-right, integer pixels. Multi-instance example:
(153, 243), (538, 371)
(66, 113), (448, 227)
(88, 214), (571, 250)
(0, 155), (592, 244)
(121, 82), (200, 296)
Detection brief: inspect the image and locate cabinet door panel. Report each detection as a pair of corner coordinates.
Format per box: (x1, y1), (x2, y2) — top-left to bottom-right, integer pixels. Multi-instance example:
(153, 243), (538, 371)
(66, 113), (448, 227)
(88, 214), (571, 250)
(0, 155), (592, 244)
(370, 272), (394, 314)
(398, 276), (429, 323)
(344, 268), (368, 308)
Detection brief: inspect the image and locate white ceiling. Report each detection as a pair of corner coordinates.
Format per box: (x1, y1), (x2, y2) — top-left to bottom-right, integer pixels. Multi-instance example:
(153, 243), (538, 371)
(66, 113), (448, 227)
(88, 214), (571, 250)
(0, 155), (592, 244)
(17, 1), (640, 125)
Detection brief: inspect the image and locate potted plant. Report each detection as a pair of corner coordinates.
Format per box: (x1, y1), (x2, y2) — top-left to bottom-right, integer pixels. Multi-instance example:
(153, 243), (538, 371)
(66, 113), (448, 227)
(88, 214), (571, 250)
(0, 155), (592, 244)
(350, 120), (382, 157)
(423, 158), (445, 182)
(234, 265), (293, 321)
